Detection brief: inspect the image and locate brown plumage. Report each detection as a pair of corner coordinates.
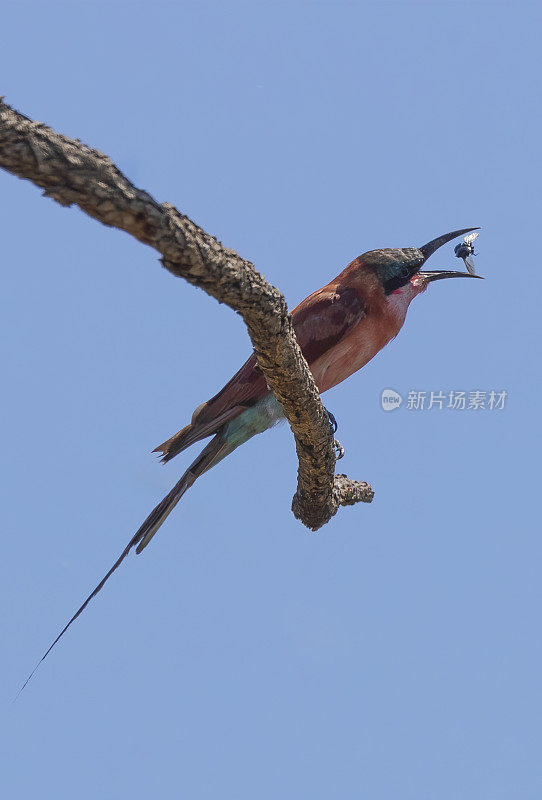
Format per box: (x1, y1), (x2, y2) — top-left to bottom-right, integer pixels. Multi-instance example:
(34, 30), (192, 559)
(154, 268), (367, 463)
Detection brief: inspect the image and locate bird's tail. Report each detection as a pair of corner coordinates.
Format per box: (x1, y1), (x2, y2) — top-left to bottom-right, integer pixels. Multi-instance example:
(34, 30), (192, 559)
(135, 435), (229, 553)
(18, 434), (230, 695)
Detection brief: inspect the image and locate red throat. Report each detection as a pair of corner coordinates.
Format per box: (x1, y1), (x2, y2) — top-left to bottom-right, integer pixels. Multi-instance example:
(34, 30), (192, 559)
(386, 277), (424, 325)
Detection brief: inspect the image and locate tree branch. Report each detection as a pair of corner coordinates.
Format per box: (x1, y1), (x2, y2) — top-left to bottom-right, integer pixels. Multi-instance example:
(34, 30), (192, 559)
(0, 99), (373, 530)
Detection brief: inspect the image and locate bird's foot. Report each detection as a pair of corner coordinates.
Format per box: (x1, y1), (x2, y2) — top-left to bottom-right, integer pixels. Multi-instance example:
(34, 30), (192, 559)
(325, 408), (338, 434)
(325, 408), (344, 460)
(334, 439), (345, 461)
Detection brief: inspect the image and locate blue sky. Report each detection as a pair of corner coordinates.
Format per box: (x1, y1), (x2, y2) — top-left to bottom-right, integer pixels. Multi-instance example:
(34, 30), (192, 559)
(1, 2), (540, 798)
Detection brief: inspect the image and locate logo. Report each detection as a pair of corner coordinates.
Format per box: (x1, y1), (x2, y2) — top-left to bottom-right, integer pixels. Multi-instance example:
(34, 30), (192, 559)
(379, 388), (507, 411)
(381, 388), (403, 411)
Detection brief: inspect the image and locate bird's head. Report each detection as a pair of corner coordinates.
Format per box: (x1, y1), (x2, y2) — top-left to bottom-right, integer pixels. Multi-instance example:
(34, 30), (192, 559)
(362, 227), (483, 300)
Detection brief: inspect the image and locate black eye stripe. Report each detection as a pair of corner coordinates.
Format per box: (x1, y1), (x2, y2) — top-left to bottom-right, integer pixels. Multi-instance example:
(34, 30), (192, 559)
(384, 274), (408, 294)
(383, 266), (414, 294)
(371, 251), (424, 295)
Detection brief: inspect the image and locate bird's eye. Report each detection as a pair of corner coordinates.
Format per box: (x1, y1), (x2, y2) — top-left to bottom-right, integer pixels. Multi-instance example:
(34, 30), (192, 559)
(401, 267), (410, 278)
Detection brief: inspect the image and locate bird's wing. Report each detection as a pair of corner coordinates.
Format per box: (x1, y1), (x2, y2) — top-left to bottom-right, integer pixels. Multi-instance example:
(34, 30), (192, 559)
(291, 284), (366, 364)
(155, 283), (365, 461)
(202, 283), (366, 417)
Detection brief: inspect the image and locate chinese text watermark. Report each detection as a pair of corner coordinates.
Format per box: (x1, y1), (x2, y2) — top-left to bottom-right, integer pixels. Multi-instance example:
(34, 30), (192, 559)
(381, 389), (507, 412)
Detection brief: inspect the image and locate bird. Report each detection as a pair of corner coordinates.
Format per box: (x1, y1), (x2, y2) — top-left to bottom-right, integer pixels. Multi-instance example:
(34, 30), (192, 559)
(20, 226), (482, 691)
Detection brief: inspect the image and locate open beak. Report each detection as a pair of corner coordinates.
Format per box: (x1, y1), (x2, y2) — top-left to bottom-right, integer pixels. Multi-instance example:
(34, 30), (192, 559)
(419, 227), (480, 262)
(420, 270), (484, 284)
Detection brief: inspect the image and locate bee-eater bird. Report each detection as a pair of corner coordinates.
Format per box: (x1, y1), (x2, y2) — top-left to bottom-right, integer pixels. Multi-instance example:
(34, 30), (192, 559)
(21, 226), (481, 690)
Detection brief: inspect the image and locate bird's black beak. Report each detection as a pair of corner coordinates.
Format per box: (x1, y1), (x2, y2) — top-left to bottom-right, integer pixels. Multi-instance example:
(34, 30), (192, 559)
(419, 228), (480, 262)
(420, 270), (484, 284)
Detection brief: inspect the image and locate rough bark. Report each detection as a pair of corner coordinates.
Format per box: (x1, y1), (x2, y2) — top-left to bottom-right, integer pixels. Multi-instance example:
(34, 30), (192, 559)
(0, 99), (373, 530)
